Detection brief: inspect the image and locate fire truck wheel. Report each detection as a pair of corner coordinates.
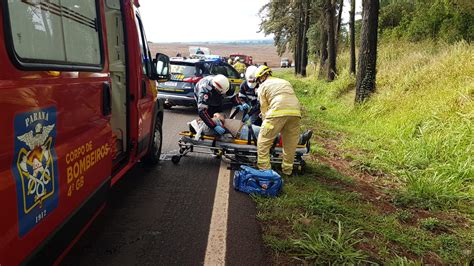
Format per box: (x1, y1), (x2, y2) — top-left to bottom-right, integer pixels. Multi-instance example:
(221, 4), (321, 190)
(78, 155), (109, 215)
(171, 155), (181, 164)
(143, 119), (162, 165)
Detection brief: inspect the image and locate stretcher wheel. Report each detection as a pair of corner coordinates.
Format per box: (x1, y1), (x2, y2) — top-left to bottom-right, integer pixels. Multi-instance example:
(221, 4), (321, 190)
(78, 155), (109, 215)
(296, 165), (304, 174)
(297, 161), (306, 174)
(171, 155), (181, 164)
(213, 149), (222, 159)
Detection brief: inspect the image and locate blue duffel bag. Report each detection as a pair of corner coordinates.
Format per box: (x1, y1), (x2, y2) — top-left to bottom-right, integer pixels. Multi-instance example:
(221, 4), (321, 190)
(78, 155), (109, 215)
(233, 166), (283, 197)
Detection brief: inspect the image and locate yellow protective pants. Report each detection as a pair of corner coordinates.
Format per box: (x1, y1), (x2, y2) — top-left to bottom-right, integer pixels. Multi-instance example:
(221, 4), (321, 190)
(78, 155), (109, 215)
(257, 116), (301, 175)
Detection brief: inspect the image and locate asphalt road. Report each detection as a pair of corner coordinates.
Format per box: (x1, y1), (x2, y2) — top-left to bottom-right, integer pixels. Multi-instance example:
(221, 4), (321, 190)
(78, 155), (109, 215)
(61, 107), (269, 265)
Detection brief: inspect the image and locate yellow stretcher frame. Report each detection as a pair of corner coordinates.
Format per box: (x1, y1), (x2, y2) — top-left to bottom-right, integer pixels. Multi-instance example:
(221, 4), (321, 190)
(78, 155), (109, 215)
(178, 131), (307, 149)
(173, 131), (308, 173)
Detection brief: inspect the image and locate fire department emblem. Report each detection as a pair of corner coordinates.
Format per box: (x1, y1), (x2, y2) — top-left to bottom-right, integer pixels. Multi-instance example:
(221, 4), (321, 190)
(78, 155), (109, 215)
(12, 107), (59, 237)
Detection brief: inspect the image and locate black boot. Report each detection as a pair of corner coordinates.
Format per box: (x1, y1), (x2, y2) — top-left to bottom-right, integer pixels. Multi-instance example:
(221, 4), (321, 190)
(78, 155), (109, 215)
(298, 130), (313, 145)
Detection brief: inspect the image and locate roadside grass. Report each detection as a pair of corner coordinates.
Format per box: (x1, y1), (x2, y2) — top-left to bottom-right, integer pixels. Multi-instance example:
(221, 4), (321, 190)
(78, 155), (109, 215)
(255, 162), (473, 264)
(279, 41), (473, 211)
(255, 41), (473, 264)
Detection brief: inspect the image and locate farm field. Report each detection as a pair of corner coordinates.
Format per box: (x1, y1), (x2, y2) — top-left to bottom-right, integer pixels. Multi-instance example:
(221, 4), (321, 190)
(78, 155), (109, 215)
(149, 42), (292, 67)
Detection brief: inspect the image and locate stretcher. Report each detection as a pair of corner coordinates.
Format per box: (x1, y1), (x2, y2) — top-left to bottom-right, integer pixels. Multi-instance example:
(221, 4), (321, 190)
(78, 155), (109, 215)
(171, 131), (310, 173)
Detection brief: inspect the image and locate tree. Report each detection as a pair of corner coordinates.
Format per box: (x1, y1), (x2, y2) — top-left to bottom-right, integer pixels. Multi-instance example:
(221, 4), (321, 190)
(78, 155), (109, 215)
(300, 0), (311, 77)
(318, 13), (329, 79)
(259, 1), (298, 56)
(260, 0), (312, 77)
(335, 0), (344, 50)
(295, 16), (301, 74)
(355, 0), (380, 103)
(295, 1), (303, 75)
(350, 0), (356, 75)
(303, 1), (324, 60)
(378, 0), (473, 42)
(326, 0), (337, 81)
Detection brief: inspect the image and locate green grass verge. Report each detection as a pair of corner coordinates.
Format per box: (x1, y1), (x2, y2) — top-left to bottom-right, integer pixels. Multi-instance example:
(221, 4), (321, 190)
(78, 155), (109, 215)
(279, 41), (473, 211)
(255, 41), (473, 264)
(255, 163), (473, 264)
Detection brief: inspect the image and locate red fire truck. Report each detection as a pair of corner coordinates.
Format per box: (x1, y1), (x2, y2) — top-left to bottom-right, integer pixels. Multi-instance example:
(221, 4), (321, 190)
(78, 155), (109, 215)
(229, 54), (253, 66)
(0, 0), (170, 264)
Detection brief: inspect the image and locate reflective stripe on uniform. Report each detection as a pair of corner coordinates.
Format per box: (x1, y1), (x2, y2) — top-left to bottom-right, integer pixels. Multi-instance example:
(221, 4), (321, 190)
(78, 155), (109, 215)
(198, 103), (208, 110)
(246, 95), (257, 100)
(282, 162), (293, 175)
(239, 94), (258, 104)
(266, 108), (301, 118)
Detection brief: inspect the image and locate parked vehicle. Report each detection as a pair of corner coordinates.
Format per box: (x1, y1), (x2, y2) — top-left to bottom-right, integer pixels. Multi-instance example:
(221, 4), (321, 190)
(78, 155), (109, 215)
(280, 58), (292, 68)
(188, 46), (224, 61)
(189, 46), (210, 56)
(0, 0), (169, 264)
(229, 54), (253, 66)
(158, 59), (244, 108)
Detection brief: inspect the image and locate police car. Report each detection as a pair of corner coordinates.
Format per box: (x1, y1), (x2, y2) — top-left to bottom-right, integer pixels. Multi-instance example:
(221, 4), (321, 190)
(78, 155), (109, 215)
(158, 58), (244, 108)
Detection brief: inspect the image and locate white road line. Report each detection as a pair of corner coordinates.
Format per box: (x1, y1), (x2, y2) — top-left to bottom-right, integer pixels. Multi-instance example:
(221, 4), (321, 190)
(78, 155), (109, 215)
(204, 160), (231, 266)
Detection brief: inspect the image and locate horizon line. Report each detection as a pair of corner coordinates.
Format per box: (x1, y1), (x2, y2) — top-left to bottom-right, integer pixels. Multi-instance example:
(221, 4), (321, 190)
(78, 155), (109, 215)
(149, 39), (274, 44)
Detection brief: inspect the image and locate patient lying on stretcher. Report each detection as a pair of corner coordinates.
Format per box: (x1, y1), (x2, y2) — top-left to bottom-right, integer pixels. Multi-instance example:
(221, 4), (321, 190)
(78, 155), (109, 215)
(188, 113), (312, 146)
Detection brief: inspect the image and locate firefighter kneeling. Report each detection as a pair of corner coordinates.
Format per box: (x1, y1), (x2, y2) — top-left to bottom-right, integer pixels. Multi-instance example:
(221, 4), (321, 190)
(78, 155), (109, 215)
(255, 65), (301, 176)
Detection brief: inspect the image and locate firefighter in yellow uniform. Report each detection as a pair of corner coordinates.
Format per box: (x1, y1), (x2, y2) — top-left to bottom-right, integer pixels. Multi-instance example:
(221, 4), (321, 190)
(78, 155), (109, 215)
(232, 57), (247, 75)
(255, 65), (301, 176)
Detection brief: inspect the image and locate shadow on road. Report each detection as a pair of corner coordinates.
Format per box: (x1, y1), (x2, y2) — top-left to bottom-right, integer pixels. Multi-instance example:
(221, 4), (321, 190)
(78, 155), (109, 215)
(163, 106), (196, 115)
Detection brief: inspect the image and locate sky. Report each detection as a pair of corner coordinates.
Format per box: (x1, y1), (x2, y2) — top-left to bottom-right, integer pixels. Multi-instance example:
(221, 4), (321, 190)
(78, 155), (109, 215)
(139, 0), (270, 43)
(139, 0), (362, 43)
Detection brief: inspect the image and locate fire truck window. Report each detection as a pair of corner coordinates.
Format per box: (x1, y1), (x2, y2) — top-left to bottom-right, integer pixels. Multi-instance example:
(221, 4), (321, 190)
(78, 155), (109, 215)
(61, 1), (101, 64)
(7, 0), (101, 67)
(135, 14), (151, 77)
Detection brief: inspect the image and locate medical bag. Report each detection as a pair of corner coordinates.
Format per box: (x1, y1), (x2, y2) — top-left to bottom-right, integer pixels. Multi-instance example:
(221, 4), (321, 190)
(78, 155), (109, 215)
(233, 166), (283, 197)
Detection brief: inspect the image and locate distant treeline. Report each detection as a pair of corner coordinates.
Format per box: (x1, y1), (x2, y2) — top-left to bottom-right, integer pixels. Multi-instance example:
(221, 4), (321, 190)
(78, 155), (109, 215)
(379, 0), (474, 42)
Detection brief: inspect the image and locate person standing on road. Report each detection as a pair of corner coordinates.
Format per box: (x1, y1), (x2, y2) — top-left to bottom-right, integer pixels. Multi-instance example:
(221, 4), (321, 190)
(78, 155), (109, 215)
(233, 57), (247, 75)
(194, 74), (243, 136)
(238, 65), (261, 125)
(254, 65), (301, 176)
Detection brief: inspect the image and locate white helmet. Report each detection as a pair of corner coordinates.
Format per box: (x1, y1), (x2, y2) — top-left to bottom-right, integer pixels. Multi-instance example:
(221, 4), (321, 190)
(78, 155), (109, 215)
(245, 65), (257, 89)
(234, 56), (240, 61)
(211, 74), (230, 94)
